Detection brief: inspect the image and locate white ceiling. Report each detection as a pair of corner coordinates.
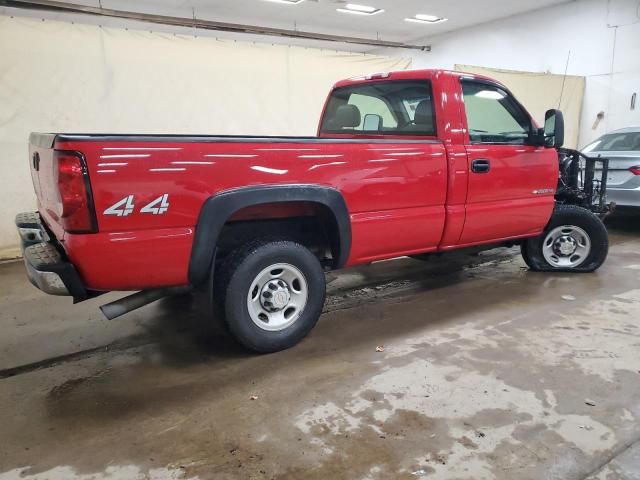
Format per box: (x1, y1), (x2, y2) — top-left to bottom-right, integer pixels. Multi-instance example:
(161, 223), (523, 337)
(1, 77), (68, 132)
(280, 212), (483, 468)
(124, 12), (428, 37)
(6, 0), (575, 46)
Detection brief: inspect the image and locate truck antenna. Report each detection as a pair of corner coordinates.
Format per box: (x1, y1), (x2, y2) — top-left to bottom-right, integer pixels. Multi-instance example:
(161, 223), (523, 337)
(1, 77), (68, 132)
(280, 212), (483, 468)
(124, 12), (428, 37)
(558, 50), (571, 109)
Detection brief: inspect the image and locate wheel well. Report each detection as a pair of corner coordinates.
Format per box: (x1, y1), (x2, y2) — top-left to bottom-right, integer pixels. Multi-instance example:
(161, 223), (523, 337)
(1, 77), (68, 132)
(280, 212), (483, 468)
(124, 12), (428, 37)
(188, 185), (351, 286)
(216, 202), (341, 269)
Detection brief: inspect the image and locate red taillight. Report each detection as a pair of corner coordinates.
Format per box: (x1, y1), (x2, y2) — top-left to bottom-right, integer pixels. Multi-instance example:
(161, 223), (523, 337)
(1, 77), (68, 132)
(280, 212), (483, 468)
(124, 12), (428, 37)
(630, 166), (640, 176)
(54, 151), (96, 233)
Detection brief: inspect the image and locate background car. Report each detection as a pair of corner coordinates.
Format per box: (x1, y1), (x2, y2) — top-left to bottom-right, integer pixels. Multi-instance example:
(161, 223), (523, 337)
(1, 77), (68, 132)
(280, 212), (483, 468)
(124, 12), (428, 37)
(582, 127), (640, 209)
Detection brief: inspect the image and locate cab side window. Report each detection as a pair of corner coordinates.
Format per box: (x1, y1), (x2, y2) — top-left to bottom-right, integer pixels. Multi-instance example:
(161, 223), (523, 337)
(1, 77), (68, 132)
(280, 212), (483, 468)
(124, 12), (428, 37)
(461, 81), (532, 145)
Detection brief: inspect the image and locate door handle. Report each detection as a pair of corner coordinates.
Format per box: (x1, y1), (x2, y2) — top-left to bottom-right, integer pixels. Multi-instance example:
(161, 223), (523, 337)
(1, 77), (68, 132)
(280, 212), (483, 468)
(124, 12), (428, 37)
(471, 159), (490, 173)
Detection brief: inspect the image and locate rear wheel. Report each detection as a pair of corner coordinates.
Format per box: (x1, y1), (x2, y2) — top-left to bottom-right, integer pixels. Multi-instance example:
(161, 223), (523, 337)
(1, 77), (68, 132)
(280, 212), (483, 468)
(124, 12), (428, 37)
(214, 240), (326, 353)
(521, 205), (608, 272)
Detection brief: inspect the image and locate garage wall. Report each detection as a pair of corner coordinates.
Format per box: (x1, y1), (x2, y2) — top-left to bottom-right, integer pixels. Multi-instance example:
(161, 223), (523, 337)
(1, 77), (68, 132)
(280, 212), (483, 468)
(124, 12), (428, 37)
(379, 0), (640, 148)
(0, 16), (410, 258)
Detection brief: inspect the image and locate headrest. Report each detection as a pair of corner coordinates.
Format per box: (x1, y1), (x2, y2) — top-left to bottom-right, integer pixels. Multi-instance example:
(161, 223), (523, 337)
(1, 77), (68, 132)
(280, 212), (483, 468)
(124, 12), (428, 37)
(333, 104), (361, 129)
(414, 100), (433, 127)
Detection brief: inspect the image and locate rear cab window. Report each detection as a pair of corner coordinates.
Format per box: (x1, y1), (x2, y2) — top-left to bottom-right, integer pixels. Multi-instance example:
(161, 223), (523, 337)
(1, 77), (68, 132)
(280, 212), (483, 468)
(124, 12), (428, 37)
(320, 80), (436, 136)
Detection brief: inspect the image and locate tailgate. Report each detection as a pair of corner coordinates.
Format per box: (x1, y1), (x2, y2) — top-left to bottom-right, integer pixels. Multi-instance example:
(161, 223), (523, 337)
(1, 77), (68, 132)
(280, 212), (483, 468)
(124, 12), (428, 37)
(29, 133), (63, 236)
(591, 152), (640, 186)
(602, 154), (640, 186)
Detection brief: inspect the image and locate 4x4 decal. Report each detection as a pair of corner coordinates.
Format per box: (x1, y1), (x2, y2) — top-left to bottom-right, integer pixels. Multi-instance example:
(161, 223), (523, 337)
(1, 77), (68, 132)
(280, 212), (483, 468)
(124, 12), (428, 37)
(103, 194), (170, 217)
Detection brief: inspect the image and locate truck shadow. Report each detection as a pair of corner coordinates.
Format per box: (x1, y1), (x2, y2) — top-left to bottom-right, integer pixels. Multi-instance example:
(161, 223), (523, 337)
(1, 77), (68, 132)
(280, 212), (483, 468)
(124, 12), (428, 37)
(42, 247), (571, 423)
(145, 248), (524, 362)
(97, 248), (524, 368)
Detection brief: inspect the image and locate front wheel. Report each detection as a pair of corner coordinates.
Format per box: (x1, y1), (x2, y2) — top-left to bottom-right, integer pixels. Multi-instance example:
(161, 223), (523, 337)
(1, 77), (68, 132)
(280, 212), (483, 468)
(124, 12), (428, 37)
(521, 205), (608, 272)
(214, 240), (326, 353)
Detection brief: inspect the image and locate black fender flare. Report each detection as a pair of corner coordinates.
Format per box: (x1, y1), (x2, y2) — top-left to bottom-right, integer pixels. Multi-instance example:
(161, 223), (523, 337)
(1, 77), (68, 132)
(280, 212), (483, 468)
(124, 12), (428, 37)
(189, 184), (352, 285)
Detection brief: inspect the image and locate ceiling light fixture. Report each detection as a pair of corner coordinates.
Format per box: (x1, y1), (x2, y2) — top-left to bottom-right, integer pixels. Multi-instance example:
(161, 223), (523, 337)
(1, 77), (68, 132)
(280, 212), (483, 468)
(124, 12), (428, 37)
(263, 0), (305, 4)
(337, 4), (384, 15)
(405, 14), (448, 24)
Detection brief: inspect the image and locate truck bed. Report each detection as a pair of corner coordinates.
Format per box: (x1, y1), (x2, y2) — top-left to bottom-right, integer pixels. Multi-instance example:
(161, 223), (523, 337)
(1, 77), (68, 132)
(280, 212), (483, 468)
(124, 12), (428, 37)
(30, 132), (448, 291)
(31, 133), (432, 146)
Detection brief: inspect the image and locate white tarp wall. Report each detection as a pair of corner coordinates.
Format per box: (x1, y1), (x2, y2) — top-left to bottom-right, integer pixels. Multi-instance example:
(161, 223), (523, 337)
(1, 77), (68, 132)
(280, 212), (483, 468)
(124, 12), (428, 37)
(0, 16), (410, 258)
(455, 65), (586, 149)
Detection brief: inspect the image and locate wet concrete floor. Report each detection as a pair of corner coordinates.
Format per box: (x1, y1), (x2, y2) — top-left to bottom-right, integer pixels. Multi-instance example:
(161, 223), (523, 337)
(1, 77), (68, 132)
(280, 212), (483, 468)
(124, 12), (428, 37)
(1, 219), (639, 479)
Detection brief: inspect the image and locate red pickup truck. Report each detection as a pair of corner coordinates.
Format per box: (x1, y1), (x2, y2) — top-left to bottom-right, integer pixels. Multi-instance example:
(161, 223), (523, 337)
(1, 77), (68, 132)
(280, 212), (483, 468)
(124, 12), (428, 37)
(17, 69), (609, 352)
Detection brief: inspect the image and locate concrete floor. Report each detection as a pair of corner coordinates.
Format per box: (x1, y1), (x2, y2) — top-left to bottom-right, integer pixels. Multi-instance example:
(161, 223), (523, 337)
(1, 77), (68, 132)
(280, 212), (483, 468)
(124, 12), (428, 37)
(1, 220), (639, 480)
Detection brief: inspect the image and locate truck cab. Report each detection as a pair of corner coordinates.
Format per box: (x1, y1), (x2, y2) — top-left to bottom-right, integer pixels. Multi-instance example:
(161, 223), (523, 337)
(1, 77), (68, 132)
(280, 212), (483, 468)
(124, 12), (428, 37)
(318, 70), (559, 250)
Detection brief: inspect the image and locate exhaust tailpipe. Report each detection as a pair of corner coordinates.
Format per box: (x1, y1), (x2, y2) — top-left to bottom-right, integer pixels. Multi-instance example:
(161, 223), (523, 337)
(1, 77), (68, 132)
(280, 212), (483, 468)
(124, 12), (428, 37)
(100, 286), (192, 320)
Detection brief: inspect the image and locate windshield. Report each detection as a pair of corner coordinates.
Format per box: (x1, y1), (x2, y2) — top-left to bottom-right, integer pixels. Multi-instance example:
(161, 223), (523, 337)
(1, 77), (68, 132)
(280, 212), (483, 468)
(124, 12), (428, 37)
(583, 132), (640, 153)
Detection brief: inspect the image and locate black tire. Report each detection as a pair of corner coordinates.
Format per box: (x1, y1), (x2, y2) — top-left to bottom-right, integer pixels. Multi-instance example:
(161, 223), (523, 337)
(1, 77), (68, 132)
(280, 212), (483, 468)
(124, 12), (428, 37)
(214, 239), (326, 353)
(521, 204), (608, 272)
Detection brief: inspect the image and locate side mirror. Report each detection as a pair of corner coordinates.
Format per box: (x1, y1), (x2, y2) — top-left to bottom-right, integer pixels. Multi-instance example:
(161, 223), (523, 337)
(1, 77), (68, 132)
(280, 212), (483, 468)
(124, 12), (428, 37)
(544, 109), (565, 148)
(363, 114), (382, 132)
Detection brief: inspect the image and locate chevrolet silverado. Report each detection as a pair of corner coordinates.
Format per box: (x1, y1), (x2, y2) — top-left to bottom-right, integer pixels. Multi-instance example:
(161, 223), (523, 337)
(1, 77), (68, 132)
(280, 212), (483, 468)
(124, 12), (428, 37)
(16, 69), (610, 352)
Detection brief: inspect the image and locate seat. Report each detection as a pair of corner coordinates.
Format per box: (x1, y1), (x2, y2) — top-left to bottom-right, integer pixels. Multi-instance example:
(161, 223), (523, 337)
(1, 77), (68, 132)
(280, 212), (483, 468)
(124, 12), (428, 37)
(414, 99), (434, 133)
(401, 99), (434, 134)
(326, 104), (362, 131)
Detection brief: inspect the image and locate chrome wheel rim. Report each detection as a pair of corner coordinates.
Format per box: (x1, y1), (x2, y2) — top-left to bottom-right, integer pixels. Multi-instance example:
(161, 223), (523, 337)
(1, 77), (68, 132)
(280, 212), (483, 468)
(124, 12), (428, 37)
(247, 263), (308, 331)
(542, 225), (591, 268)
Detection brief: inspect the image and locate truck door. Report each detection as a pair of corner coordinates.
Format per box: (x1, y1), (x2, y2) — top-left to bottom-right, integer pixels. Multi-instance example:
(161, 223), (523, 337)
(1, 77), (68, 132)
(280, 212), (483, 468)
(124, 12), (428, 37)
(457, 78), (558, 245)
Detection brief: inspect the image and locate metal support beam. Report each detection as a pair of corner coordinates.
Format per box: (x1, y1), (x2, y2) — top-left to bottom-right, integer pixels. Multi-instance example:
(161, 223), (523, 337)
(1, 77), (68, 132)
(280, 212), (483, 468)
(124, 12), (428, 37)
(1, 0), (432, 51)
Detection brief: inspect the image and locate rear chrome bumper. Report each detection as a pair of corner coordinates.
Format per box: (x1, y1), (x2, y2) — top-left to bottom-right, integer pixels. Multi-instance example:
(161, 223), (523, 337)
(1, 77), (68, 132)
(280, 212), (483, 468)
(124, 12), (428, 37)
(15, 212), (88, 298)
